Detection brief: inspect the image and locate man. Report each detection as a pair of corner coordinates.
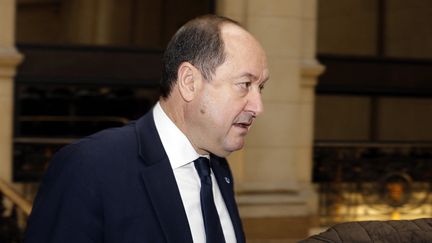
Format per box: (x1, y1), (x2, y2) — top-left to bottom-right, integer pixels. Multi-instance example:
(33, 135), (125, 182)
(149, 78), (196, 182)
(25, 14), (269, 243)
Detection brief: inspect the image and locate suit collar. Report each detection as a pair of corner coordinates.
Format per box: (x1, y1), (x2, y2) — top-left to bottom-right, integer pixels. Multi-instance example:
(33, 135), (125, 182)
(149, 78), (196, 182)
(136, 111), (193, 243)
(135, 110), (167, 165)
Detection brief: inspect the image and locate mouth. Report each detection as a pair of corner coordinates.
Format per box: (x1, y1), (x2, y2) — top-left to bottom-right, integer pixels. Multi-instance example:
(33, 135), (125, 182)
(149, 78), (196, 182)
(233, 122), (252, 129)
(233, 112), (255, 131)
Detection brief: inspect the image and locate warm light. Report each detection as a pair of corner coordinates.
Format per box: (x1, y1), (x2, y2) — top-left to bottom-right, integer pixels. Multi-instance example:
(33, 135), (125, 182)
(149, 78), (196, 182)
(391, 210), (400, 220)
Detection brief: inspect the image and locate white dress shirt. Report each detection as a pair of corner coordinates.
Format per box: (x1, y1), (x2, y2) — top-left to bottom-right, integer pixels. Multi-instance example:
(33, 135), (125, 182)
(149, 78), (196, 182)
(153, 102), (237, 243)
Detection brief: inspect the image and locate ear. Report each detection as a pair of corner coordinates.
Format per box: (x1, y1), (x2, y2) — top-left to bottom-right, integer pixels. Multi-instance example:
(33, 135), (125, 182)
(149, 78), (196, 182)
(177, 62), (202, 102)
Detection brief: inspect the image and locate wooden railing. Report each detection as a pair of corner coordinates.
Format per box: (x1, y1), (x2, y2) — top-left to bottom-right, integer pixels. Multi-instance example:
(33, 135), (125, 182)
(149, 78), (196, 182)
(0, 179), (32, 216)
(0, 178), (32, 242)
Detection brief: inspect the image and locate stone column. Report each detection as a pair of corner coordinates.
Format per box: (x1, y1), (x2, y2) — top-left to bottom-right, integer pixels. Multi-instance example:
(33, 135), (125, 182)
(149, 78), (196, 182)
(218, 0), (324, 218)
(0, 0), (23, 182)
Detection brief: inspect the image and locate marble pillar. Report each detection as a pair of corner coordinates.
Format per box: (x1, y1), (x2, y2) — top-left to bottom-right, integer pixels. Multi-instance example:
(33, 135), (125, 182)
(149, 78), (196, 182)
(0, 0), (23, 182)
(218, 0), (324, 217)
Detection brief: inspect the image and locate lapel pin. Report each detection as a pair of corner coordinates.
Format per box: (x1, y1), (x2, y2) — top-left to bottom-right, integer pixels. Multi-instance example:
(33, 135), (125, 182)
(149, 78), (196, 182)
(224, 177), (231, 184)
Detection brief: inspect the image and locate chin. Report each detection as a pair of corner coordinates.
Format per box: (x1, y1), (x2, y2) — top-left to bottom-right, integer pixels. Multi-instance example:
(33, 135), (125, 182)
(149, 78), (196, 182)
(224, 142), (245, 154)
(214, 139), (245, 157)
(213, 145), (243, 158)
(215, 151), (232, 158)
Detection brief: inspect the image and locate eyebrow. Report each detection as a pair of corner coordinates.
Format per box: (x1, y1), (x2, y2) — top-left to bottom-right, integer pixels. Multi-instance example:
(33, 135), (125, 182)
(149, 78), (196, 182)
(241, 72), (269, 83)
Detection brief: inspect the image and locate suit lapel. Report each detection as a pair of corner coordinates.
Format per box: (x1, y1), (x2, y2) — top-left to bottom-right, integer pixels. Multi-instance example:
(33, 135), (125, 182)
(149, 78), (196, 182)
(211, 155), (246, 243)
(135, 112), (193, 243)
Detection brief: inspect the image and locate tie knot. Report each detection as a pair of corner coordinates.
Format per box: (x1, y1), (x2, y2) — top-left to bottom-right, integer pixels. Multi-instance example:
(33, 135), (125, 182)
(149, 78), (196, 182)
(194, 157), (211, 180)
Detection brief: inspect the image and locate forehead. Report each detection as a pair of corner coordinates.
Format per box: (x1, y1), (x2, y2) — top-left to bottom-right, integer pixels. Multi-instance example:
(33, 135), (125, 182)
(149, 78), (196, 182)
(219, 24), (269, 81)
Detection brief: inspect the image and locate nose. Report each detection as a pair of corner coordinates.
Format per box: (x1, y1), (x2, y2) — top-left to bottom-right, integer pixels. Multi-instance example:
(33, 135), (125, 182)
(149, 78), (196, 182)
(247, 89), (264, 116)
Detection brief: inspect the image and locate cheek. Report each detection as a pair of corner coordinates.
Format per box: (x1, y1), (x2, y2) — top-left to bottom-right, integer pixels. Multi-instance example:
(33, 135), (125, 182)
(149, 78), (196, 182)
(205, 103), (225, 126)
(200, 88), (246, 127)
(198, 95), (220, 126)
(214, 102), (245, 129)
(199, 96), (230, 128)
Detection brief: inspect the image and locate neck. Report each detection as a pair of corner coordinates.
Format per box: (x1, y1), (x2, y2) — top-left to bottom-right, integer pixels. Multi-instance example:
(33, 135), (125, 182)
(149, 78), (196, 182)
(159, 95), (209, 156)
(159, 97), (185, 131)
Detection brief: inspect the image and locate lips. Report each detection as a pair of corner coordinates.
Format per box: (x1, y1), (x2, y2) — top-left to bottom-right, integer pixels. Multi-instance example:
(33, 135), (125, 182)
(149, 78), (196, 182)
(234, 122), (251, 129)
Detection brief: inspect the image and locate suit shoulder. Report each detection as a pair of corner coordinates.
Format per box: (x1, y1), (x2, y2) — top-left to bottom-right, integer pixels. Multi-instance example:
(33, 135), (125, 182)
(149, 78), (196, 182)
(47, 122), (139, 174)
(75, 121), (137, 149)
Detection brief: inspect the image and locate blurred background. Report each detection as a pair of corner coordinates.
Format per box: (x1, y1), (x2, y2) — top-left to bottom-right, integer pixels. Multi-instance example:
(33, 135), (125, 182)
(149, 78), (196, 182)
(1, 0), (432, 242)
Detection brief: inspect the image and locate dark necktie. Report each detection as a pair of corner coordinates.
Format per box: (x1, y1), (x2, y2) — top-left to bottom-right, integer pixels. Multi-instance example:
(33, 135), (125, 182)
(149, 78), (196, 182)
(194, 157), (226, 243)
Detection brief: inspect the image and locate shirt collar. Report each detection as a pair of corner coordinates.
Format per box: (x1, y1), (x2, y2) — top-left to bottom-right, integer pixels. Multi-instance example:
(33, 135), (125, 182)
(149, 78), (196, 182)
(153, 101), (206, 169)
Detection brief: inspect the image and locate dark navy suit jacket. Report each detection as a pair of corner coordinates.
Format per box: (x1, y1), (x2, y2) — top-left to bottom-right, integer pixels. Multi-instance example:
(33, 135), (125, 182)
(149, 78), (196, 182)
(24, 111), (245, 243)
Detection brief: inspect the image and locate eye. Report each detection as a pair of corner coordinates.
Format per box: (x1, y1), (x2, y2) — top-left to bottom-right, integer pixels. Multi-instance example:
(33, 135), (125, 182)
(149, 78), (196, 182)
(259, 84), (265, 93)
(237, 82), (251, 90)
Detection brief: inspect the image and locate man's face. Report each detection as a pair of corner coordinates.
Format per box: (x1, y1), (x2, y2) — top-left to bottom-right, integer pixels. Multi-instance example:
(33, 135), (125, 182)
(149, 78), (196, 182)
(188, 24), (269, 157)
